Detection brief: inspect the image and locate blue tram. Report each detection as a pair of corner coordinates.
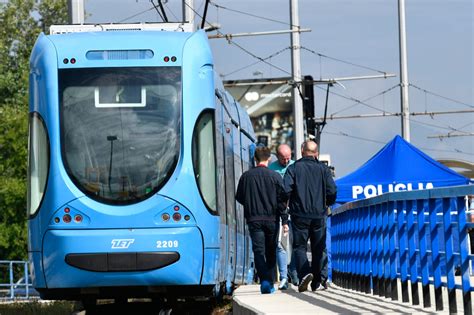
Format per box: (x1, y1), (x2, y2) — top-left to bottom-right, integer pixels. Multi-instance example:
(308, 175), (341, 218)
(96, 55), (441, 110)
(27, 23), (255, 300)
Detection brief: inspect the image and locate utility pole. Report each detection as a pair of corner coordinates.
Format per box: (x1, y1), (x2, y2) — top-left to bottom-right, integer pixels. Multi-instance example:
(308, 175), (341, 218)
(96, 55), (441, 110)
(290, 0), (304, 158)
(67, 0), (84, 24)
(398, 0), (411, 141)
(183, 0), (195, 31)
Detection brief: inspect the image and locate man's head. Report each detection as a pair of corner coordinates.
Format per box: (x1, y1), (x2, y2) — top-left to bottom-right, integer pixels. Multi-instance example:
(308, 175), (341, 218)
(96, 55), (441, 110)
(254, 146), (272, 165)
(301, 140), (319, 158)
(276, 144), (292, 167)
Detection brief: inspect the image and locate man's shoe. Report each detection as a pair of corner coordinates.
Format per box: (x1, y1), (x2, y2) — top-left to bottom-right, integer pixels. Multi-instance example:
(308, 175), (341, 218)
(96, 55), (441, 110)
(312, 283), (327, 291)
(278, 278), (288, 290)
(260, 280), (273, 294)
(311, 281), (328, 291)
(298, 273), (313, 293)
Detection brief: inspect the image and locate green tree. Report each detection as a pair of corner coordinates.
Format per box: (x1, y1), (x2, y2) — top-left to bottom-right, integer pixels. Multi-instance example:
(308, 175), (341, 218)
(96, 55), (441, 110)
(0, 0), (67, 261)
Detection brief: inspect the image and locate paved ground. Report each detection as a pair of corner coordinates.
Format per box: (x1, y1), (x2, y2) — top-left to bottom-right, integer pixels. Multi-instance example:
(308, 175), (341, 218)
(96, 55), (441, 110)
(233, 282), (472, 314)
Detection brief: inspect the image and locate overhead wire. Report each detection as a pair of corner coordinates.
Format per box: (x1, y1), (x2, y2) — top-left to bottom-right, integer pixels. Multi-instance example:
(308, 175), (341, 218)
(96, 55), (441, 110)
(209, 1), (297, 28)
(183, 1), (292, 76)
(323, 130), (387, 145)
(410, 84), (473, 109)
(208, 2), (389, 79)
(324, 130), (472, 155)
(409, 117), (473, 135)
(301, 46), (388, 75)
(315, 85), (398, 116)
(220, 39), (291, 76)
(189, 1), (472, 155)
(329, 84), (399, 116)
(222, 47), (291, 78)
(163, 1), (179, 20)
(118, 6), (156, 23)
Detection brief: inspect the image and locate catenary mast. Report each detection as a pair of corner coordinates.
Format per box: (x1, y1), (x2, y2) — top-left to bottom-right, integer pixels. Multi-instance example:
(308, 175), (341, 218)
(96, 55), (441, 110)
(290, 0), (304, 158)
(398, 0), (411, 141)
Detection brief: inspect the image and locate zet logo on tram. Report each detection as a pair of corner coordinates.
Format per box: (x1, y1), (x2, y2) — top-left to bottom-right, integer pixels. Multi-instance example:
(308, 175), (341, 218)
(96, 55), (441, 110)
(111, 239), (135, 249)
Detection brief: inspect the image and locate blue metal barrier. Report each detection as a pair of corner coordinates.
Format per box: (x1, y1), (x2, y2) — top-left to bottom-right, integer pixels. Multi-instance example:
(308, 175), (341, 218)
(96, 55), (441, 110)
(332, 185), (474, 314)
(0, 260), (38, 300)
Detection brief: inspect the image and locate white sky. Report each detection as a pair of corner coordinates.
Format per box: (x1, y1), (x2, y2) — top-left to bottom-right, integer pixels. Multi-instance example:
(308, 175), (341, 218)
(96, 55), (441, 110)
(85, 0), (473, 178)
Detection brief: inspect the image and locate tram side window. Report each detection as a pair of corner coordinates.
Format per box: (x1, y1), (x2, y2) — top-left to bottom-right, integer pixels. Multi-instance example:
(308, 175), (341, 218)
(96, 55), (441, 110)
(249, 143), (256, 168)
(192, 110), (217, 213)
(27, 113), (50, 216)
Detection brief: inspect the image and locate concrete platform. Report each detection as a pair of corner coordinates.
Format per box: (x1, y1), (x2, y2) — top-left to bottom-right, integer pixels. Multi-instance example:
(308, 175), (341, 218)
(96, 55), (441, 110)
(233, 282), (471, 314)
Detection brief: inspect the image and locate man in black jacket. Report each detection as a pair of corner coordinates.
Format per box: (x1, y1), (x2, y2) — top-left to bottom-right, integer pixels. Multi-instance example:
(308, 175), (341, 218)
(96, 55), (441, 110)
(283, 140), (337, 293)
(236, 146), (289, 294)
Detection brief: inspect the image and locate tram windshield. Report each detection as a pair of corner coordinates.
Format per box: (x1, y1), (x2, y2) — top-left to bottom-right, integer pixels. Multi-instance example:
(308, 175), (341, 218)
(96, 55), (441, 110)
(59, 67), (181, 204)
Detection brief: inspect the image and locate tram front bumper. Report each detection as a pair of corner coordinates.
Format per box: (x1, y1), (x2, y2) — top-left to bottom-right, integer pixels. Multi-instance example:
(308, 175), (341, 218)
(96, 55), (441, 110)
(42, 227), (203, 288)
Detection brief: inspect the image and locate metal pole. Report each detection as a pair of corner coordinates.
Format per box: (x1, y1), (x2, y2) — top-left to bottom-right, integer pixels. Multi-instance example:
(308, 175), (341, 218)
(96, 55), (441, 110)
(290, 0), (304, 158)
(67, 0), (84, 24)
(398, 0), (410, 141)
(182, 0), (195, 31)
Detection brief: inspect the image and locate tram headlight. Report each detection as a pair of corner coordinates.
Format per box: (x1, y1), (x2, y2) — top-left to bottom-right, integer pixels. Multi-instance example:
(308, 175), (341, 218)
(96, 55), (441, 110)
(162, 213), (170, 222)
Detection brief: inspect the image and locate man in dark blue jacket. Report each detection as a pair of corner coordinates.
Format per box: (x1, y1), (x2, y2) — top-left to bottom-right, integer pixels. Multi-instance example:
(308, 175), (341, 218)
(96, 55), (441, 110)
(283, 140), (337, 292)
(236, 146), (289, 294)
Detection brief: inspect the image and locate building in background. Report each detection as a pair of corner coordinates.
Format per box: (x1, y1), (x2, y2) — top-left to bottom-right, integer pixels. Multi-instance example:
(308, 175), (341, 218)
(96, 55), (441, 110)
(224, 76), (314, 153)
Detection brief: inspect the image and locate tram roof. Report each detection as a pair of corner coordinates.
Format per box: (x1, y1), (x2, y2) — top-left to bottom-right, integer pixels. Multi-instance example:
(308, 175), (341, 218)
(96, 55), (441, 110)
(50, 23), (193, 35)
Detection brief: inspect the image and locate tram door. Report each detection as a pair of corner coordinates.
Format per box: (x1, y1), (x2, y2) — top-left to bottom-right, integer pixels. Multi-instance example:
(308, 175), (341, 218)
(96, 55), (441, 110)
(241, 141), (254, 283)
(232, 106), (244, 284)
(223, 107), (237, 290)
(214, 96), (227, 285)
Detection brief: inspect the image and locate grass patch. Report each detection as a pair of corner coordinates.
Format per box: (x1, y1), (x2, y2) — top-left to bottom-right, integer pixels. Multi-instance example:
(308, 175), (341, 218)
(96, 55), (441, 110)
(0, 301), (79, 315)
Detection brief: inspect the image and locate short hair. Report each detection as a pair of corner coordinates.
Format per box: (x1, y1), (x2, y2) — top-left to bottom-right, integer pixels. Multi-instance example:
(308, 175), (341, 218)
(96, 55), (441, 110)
(276, 143), (292, 156)
(301, 140), (318, 156)
(254, 146), (271, 162)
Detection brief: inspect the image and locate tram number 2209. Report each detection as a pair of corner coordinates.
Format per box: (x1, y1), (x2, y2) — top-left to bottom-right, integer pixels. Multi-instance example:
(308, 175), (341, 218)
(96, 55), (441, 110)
(156, 240), (179, 248)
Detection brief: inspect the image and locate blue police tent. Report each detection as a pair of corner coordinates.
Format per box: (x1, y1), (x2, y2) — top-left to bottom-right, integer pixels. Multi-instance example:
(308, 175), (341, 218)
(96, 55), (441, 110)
(327, 135), (470, 281)
(335, 135), (470, 203)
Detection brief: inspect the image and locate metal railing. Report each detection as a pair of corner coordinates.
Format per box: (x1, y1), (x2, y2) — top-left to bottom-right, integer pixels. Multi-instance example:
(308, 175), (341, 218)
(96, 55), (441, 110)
(331, 185), (474, 314)
(0, 260), (37, 300)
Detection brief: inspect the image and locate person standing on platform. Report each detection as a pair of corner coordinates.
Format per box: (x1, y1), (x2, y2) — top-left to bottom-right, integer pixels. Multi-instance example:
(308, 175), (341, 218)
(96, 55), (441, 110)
(236, 146), (289, 294)
(269, 144), (297, 289)
(283, 140), (337, 293)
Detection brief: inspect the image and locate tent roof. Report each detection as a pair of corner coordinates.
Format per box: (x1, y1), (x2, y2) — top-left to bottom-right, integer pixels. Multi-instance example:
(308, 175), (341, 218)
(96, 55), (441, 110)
(335, 135), (470, 203)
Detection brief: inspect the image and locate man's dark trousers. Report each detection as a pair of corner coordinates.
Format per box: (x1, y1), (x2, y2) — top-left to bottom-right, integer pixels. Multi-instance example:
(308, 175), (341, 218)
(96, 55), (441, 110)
(248, 220), (279, 284)
(292, 216), (327, 289)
